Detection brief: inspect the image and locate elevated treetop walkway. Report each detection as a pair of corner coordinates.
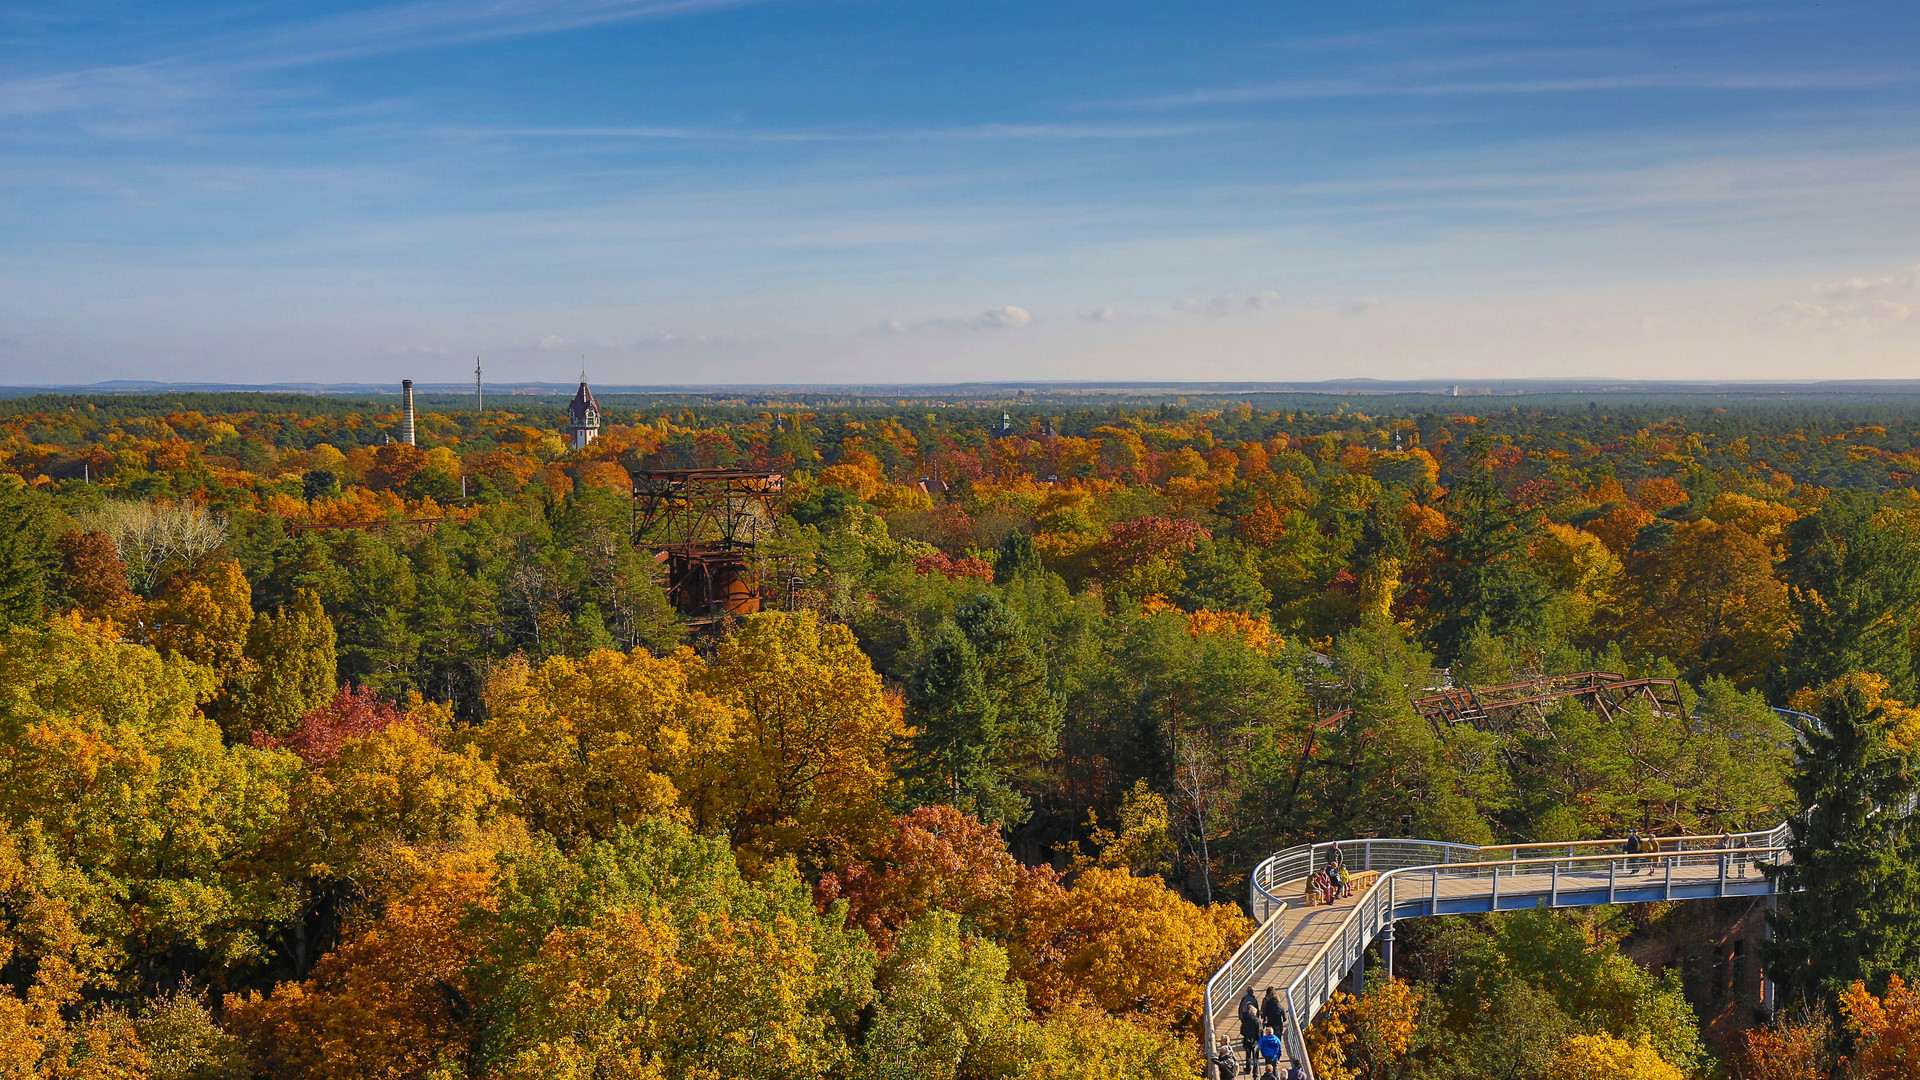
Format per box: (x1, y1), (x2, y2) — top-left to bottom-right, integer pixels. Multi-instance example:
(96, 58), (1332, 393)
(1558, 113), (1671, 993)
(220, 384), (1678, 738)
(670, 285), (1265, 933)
(1204, 824), (1790, 1078)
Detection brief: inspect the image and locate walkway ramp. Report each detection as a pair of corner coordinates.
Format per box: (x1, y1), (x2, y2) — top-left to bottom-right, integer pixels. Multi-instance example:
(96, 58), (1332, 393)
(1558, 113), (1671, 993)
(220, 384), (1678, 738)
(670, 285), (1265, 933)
(1203, 826), (1790, 1078)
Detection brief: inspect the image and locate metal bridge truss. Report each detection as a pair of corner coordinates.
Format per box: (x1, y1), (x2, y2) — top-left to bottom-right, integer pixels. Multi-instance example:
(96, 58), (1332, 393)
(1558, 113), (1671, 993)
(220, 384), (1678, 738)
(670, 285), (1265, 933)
(1315, 671), (1683, 740)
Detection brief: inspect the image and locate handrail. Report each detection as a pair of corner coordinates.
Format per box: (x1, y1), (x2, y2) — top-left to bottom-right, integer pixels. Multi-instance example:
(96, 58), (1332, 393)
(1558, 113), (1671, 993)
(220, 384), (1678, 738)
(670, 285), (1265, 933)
(1277, 836), (1789, 1033)
(1200, 899), (1290, 1053)
(1214, 821), (1796, 1080)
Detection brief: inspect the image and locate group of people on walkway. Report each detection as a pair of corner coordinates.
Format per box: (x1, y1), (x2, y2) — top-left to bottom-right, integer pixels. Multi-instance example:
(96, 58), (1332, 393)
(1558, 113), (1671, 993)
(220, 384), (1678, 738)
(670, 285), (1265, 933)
(1210, 987), (1306, 1080)
(1304, 858), (1351, 906)
(1622, 829), (1751, 877)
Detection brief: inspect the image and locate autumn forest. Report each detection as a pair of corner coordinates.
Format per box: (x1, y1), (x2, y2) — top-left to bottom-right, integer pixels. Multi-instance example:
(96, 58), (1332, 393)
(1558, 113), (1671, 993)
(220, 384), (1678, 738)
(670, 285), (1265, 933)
(0, 389), (1918, 1080)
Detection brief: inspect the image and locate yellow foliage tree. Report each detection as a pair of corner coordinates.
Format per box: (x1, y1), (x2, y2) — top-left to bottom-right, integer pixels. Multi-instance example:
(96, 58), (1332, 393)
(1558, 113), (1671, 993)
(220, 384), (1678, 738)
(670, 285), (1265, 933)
(0, 815), (150, 1079)
(146, 560), (252, 677)
(0, 618), (298, 991)
(1001, 1003), (1194, 1080)
(1304, 990), (1357, 1080)
(1013, 864), (1249, 1025)
(1612, 518), (1793, 684)
(1789, 672), (1920, 755)
(239, 589), (336, 738)
(689, 613), (905, 870)
(472, 648), (735, 848)
(271, 721), (512, 896)
(1533, 523), (1623, 628)
(487, 908), (679, 1080)
(1546, 1032), (1683, 1080)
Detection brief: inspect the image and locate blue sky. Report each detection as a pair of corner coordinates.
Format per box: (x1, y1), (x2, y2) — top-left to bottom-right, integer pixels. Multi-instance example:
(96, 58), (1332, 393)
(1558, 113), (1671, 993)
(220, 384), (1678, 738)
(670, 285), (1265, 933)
(3, 0), (1919, 385)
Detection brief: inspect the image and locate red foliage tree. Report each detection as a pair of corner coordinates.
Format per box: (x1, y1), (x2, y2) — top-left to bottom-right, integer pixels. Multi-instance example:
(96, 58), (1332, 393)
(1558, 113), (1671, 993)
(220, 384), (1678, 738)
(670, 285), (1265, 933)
(912, 552), (994, 581)
(1090, 516), (1210, 579)
(252, 684), (421, 767)
(815, 804), (1058, 955)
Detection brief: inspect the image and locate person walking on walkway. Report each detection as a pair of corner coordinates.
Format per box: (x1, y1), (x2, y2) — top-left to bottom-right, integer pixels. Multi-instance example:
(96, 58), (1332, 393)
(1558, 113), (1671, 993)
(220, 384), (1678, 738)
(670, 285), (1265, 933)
(1258, 1031), (1283, 1070)
(1210, 1042), (1238, 1079)
(1261, 987), (1287, 1038)
(1239, 987), (1262, 1070)
(1625, 829), (1643, 874)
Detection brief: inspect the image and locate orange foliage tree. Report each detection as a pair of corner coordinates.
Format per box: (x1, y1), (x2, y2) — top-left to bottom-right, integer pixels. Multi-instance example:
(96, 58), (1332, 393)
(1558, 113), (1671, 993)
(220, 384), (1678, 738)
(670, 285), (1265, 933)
(815, 805), (1032, 955)
(225, 858), (496, 1079)
(1841, 974), (1920, 1080)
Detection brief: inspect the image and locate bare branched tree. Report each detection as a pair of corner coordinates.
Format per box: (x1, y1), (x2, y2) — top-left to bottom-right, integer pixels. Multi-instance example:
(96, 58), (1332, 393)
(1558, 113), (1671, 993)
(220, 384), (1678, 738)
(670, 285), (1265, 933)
(82, 501), (227, 594)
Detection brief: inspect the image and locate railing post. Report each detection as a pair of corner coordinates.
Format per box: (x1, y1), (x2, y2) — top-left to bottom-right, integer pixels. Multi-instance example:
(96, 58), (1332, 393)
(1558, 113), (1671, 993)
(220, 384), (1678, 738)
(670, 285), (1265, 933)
(1664, 852), (1674, 898)
(1431, 868), (1439, 915)
(1365, 840), (1372, 872)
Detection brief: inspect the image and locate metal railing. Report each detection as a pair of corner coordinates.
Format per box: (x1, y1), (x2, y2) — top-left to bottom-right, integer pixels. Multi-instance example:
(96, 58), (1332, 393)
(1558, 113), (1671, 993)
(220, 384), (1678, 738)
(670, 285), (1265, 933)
(1200, 899), (1289, 1052)
(1250, 838), (1481, 921)
(1214, 822), (1795, 1080)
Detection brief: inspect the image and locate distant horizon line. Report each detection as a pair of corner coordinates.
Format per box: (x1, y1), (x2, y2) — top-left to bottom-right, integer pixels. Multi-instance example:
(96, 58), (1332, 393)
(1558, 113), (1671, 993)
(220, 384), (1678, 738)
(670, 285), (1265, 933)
(14, 377), (1920, 397)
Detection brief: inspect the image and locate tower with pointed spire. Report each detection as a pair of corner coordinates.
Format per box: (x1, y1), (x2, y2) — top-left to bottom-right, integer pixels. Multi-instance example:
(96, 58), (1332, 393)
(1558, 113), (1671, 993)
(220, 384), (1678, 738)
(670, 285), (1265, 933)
(567, 377), (601, 450)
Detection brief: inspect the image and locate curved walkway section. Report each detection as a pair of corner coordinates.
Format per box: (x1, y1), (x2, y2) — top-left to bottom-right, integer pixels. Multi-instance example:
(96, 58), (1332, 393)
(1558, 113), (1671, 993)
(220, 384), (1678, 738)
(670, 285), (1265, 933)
(1203, 824), (1791, 1077)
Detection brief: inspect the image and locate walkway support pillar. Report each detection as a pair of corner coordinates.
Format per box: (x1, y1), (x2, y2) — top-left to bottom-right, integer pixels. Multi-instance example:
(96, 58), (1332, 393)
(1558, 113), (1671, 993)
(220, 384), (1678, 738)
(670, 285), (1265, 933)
(1380, 924), (1395, 980)
(1763, 895), (1778, 1017)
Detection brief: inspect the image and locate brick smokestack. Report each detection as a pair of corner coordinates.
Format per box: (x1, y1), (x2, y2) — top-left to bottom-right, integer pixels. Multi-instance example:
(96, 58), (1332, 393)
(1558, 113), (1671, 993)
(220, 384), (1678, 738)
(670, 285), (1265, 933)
(400, 379), (417, 446)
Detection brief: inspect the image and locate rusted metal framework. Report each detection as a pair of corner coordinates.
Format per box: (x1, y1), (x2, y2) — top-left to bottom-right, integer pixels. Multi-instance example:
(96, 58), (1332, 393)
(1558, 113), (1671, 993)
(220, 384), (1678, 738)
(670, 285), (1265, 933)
(1410, 671), (1683, 739)
(629, 469), (784, 622)
(1316, 671), (1682, 737)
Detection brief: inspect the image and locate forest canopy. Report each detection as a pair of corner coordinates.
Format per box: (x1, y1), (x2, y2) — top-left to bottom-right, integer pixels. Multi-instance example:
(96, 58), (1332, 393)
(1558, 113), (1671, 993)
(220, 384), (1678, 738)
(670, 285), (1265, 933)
(0, 390), (1916, 1079)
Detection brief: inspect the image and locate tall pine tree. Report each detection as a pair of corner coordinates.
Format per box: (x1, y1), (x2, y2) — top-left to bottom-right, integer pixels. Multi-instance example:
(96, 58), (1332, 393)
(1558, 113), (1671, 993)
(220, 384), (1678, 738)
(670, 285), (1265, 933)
(1765, 674), (1920, 1008)
(906, 619), (1012, 821)
(0, 485), (54, 628)
(1425, 452), (1550, 663)
(1778, 491), (1920, 701)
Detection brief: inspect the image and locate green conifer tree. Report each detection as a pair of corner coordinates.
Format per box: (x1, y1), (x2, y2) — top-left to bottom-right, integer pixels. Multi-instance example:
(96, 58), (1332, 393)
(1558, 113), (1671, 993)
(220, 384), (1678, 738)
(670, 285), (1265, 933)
(0, 484), (55, 628)
(1764, 675), (1920, 1008)
(906, 620), (1010, 820)
(993, 530), (1043, 585)
(1426, 453), (1550, 663)
(1778, 491), (1920, 700)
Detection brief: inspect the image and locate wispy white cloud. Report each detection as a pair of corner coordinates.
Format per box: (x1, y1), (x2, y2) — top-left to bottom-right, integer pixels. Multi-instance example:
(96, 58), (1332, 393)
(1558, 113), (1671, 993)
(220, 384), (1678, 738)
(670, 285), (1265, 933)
(1815, 265), (1920, 298)
(635, 330), (762, 347)
(450, 121), (1229, 143)
(878, 306), (1034, 334)
(204, 0), (778, 72)
(1759, 298), (1912, 331)
(1175, 291), (1283, 316)
(1144, 69), (1910, 107)
(0, 0), (780, 121)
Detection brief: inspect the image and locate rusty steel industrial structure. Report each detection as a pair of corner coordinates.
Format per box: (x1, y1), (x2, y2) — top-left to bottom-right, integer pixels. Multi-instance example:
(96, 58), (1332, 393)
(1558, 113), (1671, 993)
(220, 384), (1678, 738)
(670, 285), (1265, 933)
(628, 468), (784, 623)
(1317, 670), (1684, 736)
